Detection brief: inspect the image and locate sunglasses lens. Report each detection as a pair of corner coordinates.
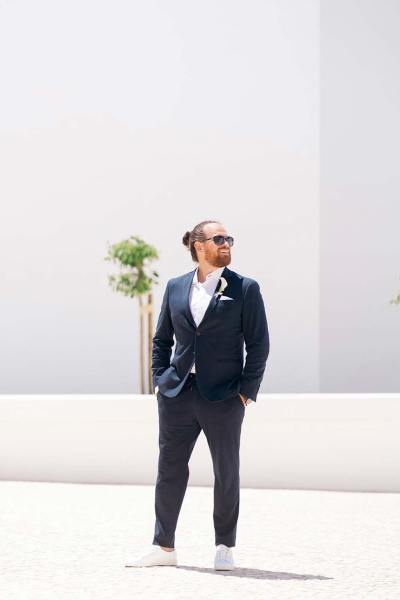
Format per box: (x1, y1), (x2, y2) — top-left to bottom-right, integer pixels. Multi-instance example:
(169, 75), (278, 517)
(214, 235), (234, 246)
(214, 235), (225, 245)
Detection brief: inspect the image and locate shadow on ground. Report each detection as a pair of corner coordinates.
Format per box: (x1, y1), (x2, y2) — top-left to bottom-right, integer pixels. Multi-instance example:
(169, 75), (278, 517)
(175, 566), (333, 580)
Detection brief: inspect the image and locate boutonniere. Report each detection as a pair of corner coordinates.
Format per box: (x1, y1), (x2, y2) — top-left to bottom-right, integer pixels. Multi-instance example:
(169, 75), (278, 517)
(214, 276), (228, 298)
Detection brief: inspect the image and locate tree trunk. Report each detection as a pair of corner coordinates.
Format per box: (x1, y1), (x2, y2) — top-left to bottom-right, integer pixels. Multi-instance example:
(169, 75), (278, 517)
(138, 295), (145, 394)
(147, 291), (153, 393)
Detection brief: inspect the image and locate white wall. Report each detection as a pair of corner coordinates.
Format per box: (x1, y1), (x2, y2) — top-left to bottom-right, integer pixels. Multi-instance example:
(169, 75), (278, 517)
(320, 0), (400, 391)
(1, 393), (399, 491)
(0, 0), (319, 394)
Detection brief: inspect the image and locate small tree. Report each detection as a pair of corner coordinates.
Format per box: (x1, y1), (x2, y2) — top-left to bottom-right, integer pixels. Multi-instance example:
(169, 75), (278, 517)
(105, 235), (159, 394)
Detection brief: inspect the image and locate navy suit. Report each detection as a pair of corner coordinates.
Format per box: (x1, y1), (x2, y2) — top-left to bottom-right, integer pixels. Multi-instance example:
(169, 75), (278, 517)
(152, 265), (269, 402)
(151, 265), (270, 548)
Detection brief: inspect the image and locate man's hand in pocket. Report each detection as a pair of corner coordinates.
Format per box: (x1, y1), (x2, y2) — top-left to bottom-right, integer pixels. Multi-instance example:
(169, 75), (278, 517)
(239, 392), (250, 406)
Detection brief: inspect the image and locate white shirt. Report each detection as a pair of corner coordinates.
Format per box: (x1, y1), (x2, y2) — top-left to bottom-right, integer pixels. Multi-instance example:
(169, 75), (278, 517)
(189, 265), (253, 403)
(189, 265), (225, 346)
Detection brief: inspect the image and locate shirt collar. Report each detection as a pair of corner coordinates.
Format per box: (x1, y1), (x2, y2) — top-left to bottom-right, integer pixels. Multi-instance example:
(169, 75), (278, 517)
(192, 265), (225, 286)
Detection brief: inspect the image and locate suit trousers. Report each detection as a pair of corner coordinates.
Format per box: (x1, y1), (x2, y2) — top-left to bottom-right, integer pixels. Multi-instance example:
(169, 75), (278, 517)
(152, 373), (245, 549)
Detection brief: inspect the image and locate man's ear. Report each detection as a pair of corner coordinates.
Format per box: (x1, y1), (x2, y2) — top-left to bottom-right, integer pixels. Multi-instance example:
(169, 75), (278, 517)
(194, 240), (203, 254)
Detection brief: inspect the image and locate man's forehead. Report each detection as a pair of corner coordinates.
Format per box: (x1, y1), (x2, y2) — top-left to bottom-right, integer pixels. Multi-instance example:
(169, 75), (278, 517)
(205, 225), (228, 236)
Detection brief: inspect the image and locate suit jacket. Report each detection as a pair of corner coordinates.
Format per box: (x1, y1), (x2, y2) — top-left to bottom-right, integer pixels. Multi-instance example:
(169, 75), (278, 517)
(152, 265), (270, 402)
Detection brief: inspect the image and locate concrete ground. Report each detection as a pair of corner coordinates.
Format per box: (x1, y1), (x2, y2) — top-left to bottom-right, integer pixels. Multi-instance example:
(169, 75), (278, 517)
(1, 481), (399, 600)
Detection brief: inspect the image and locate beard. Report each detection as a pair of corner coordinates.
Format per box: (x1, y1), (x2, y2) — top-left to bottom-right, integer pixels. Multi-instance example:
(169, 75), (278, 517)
(206, 248), (231, 267)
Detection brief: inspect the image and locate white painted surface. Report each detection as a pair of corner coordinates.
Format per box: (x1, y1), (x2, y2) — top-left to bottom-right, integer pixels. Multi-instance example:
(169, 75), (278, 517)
(1, 393), (399, 491)
(0, 0), (319, 395)
(320, 0), (400, 390)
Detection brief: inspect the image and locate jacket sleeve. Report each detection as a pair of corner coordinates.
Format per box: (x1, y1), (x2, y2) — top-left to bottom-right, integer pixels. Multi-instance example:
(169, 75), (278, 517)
(151, 281), (175, 388)
(239, 280), (270, 402)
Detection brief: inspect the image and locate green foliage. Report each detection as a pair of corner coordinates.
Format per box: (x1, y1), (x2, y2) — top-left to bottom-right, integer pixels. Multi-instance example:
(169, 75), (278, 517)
(105, 235), (159, 298)
(390, 293), (400, 306)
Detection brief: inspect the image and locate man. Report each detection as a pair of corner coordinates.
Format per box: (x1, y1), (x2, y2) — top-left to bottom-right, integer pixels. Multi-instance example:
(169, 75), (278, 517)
(126, 220), (270, 570)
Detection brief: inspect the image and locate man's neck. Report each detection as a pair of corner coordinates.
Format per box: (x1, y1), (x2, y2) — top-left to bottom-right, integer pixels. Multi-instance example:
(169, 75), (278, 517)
(197, 264), (223, 283)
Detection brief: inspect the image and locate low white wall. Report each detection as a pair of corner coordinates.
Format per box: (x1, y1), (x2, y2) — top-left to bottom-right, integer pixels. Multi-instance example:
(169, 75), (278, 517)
(1, 394), (399, 492)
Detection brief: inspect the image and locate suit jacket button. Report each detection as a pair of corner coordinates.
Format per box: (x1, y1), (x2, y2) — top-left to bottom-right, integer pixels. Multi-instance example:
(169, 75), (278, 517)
(196, 331), (201, 335)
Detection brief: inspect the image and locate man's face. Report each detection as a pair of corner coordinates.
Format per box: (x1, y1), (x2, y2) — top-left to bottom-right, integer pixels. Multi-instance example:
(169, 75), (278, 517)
(201, 223), (232, 268)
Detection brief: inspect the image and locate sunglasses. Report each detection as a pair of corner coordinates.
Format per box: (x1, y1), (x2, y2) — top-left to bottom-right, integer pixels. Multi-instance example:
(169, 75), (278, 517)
(205, 235), (234, 247)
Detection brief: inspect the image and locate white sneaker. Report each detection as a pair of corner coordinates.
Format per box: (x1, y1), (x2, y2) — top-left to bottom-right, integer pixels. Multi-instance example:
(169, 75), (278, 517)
(214, 544), (235, 570)
(125, 545), (178, 567)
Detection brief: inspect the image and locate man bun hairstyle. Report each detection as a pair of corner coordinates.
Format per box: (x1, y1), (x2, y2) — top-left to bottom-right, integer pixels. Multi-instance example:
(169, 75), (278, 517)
(182, 231), (191, 247)
(182, 220), (221, 262)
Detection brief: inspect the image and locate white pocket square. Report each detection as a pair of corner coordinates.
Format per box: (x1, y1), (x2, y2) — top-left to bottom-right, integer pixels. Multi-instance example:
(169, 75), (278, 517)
(219, 295), (234, 301)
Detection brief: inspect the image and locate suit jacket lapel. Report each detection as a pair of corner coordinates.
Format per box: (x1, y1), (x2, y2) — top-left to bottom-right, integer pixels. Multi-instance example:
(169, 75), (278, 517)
(183, 269), (197, 329)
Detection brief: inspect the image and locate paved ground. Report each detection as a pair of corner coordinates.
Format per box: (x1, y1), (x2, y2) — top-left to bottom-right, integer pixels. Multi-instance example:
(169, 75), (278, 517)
(1, 481), (399, 600)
